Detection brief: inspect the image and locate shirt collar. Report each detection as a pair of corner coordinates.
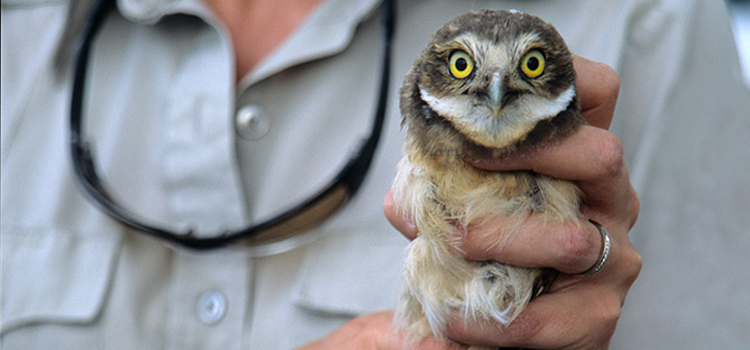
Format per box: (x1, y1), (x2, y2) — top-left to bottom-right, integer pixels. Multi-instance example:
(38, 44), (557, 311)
(116, 0), (382, 86)
(241, 0), (382, 87)
(117, 0), (211, 24)
(57, 0), (382, 86)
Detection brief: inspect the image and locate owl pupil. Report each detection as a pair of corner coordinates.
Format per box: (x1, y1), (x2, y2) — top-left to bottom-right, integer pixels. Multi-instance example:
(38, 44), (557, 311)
(455, 58), (468, 71)
(527, 57), (539, 71)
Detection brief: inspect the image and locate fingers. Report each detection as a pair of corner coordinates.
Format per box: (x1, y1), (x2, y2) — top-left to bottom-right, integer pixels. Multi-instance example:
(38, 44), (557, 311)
(572, 55), (620, 129)
(466, 126), (621, 184)
(445, 286), (619, 349)
(386, 188), (625, 276)
(445, 241), (642, 349)
(386, 125), (639, 274)
(459, 217), (605, 275)
(298, 311), (467, 350)
(466, 125), (638, 226)
(384, 189), (418, 240)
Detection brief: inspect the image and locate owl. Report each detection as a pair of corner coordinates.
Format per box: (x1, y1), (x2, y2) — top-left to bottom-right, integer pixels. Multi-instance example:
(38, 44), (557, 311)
(392, 10), (584, 348)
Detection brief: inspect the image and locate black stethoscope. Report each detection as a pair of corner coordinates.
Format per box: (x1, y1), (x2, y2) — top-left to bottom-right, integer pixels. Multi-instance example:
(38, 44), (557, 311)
(70, 0), (395, 251)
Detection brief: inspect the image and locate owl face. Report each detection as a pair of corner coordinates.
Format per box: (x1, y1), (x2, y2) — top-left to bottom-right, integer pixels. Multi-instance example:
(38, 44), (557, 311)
(406, 10), (578, 151)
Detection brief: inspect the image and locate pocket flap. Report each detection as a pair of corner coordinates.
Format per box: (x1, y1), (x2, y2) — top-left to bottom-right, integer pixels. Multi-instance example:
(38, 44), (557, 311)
(291, 227), (408, 316)
(1, 226), (121, 334)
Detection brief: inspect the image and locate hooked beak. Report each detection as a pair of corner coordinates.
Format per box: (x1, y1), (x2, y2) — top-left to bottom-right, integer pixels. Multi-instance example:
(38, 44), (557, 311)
(487, 71), (504, 115)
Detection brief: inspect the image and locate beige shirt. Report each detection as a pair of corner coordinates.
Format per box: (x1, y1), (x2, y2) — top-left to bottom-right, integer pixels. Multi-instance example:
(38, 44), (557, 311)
(2, 0), (749, 349)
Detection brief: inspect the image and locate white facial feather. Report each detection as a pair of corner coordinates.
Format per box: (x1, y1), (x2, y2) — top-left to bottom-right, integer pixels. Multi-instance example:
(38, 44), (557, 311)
(420, 85), (576, 149)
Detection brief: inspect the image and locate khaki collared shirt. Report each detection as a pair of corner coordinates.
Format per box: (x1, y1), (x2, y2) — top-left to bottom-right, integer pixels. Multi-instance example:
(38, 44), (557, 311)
(3, 0), (750, 349)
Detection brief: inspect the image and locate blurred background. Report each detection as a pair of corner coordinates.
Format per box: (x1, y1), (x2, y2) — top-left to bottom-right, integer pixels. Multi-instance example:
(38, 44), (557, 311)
(727, 0), (750, 86)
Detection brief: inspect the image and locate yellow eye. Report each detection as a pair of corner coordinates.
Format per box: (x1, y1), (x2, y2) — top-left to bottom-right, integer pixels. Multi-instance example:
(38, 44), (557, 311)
(521, 50), (546, 78)
(449, 51), (474, 79)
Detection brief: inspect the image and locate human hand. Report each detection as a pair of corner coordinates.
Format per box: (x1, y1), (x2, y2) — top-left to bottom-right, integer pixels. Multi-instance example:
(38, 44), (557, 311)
(383, 55), (641, 349)
(296, 311), (465, 350)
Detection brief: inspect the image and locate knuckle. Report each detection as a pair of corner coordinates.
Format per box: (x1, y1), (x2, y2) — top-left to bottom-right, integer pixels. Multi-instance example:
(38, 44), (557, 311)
(557, 224), (598, 271)
(343, 312), (393, 347)
(502, 313), (543, 345)
(596, 294), (623, 325)
(593, 132), (625, 180)
(621, 245), (643, 286)
(593, 62), (621, 99)
(628, 186), (641, 228)
(339, 316), (376, 346)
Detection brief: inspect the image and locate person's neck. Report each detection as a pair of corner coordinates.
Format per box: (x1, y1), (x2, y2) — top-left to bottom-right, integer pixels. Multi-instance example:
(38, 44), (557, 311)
(203, 0), (325, 82)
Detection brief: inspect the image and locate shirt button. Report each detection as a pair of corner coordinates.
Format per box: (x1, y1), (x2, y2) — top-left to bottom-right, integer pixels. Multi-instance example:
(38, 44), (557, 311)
(196, 290), (227, 325)
(235, 105), (270, 140)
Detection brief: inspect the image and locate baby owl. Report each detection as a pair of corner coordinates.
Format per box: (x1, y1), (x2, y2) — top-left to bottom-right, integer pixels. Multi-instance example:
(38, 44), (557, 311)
(393, 10), (585, 347)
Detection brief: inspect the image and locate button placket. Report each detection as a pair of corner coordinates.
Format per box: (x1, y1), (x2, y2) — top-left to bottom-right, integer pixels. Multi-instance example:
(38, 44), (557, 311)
(166, 252), (250, 350)
(162, 63), (246, 234)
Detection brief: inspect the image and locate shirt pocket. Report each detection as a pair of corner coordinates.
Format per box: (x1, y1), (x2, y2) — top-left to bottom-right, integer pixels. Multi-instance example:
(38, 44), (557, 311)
(0, 226), (121, 335)
(290, 227), (408, 316)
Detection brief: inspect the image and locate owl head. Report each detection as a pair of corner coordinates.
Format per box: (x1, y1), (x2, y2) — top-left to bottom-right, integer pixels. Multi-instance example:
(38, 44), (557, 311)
(401, 10), (582, 156)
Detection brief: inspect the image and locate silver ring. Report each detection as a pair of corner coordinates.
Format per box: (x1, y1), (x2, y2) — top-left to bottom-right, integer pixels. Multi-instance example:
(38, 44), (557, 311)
(579, 220), (611, 276)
